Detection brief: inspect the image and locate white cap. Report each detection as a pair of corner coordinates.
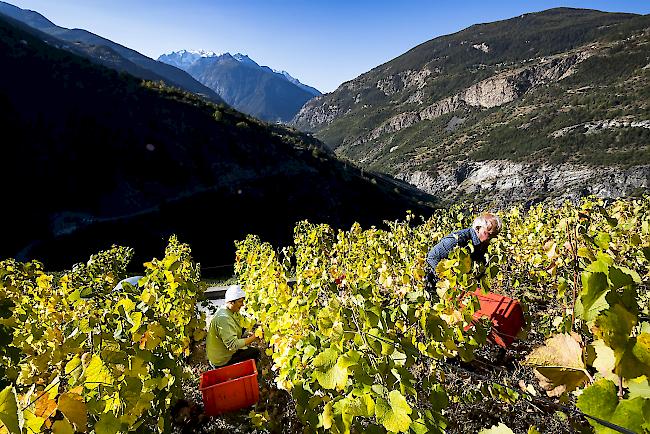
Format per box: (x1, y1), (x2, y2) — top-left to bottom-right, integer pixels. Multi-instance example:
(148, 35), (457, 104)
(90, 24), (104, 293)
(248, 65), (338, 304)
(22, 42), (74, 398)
(224, 284), (246, 302)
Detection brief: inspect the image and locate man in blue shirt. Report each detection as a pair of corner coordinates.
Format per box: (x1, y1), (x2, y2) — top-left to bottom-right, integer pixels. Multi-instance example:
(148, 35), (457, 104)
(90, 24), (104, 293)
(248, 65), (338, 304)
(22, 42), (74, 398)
(426, 213), (502, 289)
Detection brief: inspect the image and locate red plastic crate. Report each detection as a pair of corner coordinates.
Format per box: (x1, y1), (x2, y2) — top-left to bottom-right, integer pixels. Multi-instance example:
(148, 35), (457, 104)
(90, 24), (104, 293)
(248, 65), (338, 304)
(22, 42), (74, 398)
(200, 359), (259, 416)
(463, 289), (525, 348)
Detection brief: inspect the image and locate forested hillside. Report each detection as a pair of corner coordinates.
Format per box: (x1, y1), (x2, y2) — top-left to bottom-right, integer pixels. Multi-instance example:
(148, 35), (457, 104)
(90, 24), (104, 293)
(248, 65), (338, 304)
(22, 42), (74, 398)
(0, 15), (434, 270)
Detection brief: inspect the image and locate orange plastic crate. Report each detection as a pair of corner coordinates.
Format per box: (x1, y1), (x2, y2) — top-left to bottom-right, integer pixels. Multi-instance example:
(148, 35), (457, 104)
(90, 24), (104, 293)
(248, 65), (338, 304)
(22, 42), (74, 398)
(463, 289), (525, 348)
(200, 359), (259, 416)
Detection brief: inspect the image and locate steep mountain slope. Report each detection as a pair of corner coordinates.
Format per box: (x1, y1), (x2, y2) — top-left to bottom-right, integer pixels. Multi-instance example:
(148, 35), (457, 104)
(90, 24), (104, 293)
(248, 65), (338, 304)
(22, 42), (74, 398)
(292, 8), (650, 203)
(0, 15), (434, 270)
(159, 50), (320, 122)
(0, 1), (224, 104)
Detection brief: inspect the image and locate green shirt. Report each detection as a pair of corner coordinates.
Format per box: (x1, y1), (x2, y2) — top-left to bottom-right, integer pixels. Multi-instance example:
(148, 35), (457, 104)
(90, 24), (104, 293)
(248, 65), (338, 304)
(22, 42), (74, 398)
(206, 306), (247, 366)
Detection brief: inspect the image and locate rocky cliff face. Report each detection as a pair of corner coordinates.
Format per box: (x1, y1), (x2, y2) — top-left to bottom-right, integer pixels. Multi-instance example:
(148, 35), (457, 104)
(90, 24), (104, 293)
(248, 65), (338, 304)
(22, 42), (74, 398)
(399, 161), (650, 205)
(346, 49), (595, 148)
(292, 95), (343, 131)
(290, 9), (650, 205)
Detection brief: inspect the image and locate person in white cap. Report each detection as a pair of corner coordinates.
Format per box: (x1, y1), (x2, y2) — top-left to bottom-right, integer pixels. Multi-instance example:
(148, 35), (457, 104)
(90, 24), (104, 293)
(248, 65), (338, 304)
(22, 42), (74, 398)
(206, 284), (260, 367)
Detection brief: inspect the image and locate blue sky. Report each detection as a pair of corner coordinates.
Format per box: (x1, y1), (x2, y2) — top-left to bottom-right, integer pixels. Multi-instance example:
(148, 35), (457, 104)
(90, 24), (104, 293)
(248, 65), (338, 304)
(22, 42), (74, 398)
(8, 0), (650, 92)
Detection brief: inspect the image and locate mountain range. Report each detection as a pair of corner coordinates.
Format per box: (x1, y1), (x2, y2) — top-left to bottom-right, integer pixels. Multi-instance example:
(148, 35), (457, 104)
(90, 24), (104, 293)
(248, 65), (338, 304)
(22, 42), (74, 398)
(158, 49), (321, 122)
(291, 8), (650, 204)
(0, 12), (433, 270)
(0, 1), (225, 105)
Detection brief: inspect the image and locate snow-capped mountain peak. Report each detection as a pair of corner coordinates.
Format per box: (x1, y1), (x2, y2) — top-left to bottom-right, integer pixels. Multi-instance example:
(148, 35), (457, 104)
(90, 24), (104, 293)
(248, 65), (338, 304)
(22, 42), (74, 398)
(157, 49), (322, 105)
(185, 49), (221, 57)
(157, 49), (222, 69)
(232, 53), (259, 68)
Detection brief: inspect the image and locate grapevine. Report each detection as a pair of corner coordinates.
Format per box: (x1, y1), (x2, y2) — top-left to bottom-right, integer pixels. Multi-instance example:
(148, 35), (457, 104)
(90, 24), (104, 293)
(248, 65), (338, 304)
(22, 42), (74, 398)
(1, 196), (648, 433)
(0, 236), (206, 434)
(236, 196), (650, 433)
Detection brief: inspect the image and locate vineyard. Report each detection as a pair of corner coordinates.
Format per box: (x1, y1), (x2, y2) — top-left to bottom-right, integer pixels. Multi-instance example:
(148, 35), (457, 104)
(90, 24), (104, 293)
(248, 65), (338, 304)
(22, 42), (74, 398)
(1, 196), (649, 433)
(0, 237), (207, 434)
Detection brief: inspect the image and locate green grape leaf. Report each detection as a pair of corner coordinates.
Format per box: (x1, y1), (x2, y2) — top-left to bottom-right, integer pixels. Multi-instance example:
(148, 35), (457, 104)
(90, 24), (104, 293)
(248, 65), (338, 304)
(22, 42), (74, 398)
(125, 356), (149, 378)
(355, 394), (375, 417)
(592, 304), (636, 353)
(375, 390), (412, 433)
(84, 355), (114, 389)
(458, 250), (471, 274)
(116, 298), (136, 314)
(429, 384), (449, 412)
(95, 411), (121, 434)
(578, 247), (596, 261)
(577, 379), (618, 429)
(51, 419), (75, 434)
(139, 323), (166, 350)
(607, 266), (641, 289)
(302, 345), (317, 363)
(411, 418), (429, 434)
(22, 410), (45, 434)
(643, 246), (650, 261)
(524, 333), (590, 396)
(627, 376), (650, 399)
(610, 398), (650, 433)
(313, 356), (352, 391)
(129, 311), (143, 333)
(335, 393), (375, 419)
(0, 386), (21, 434)
(65, 355), (82, 383)
(586, 254), (614, 273)
(617, 334), (650, 379)
(334, 394), (375, 432)
(594, 232), (611, 250)
(479, 423), (515, 433)
(589, 340), (617, 382)
(58, 392), (87, 431)
(633, 334), (650, 368)
(578, 272), (609, 322)
(320, 401), (334, 430)
(577, 378), (649, 434)
(313, 348), (338, 370)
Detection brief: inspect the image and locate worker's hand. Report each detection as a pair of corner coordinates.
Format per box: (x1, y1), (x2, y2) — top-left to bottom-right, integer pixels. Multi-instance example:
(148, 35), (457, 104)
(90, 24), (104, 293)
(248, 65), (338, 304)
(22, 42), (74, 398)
(244, 333), (260, 346)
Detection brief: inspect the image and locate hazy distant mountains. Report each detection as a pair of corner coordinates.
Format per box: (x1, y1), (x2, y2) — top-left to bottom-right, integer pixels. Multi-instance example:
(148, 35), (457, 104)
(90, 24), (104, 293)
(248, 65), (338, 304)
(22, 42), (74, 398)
(0, 1), (225, 104)
(292, 8), (650, 204)
(159, 49), (321, 122)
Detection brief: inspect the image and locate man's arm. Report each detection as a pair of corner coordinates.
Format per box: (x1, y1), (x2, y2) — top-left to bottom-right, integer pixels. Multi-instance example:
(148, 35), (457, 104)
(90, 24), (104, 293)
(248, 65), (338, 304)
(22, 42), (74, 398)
(215, 315), (247, 352)
(426, 234), (461, 272)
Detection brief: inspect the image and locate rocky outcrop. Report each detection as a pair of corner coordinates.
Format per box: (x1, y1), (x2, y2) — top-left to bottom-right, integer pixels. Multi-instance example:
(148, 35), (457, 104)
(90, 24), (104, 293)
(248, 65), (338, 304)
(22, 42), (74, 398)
(366, 112), (421, 141)
(472, 43), (490, 53)
(551, 118), (650, 137)
(348, 50), (593, 148)
(376, 68), (432, 96)
(291, 96), (342, 132)
(398, 160), (650, 205)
